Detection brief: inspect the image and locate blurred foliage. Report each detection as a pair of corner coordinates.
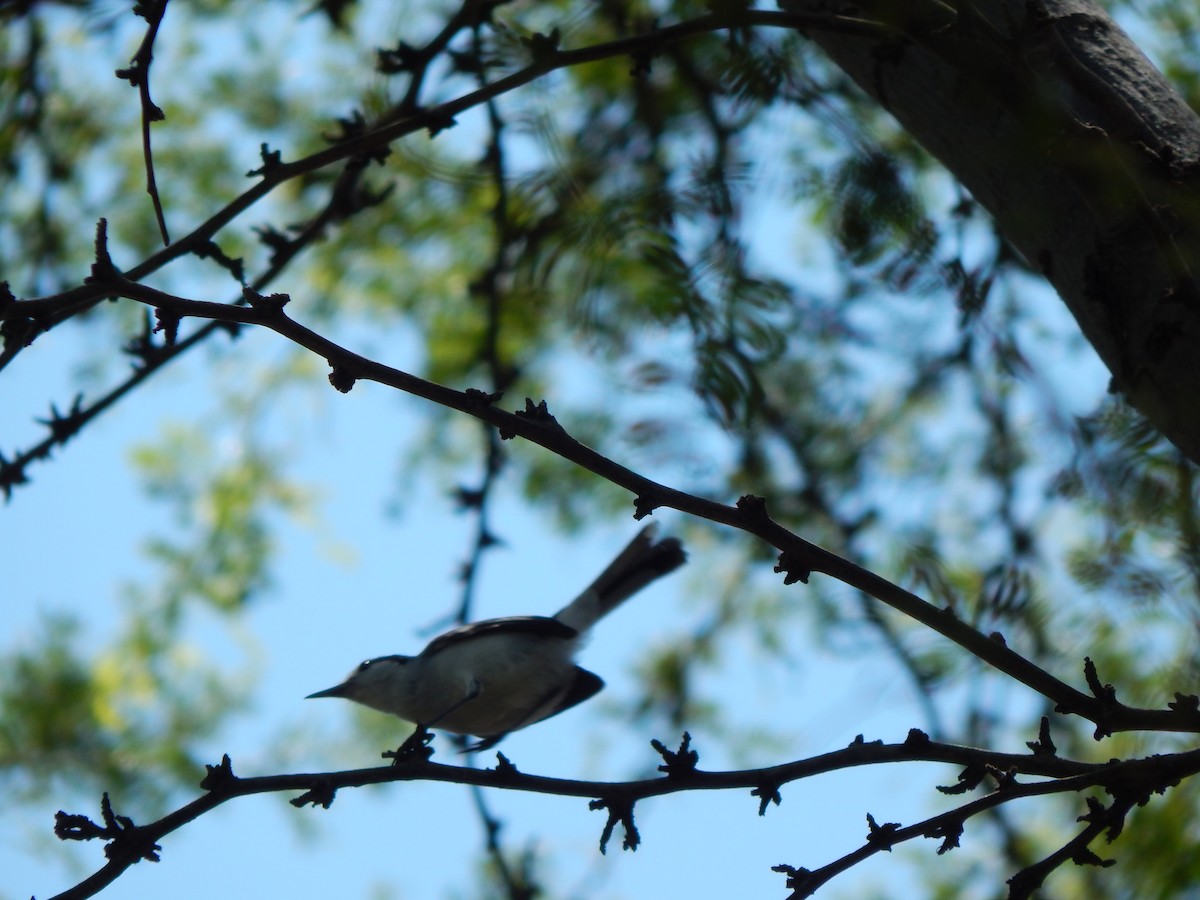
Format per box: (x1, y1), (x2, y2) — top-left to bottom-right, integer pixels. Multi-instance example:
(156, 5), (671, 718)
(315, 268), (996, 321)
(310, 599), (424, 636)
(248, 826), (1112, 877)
(0, 606), (249, 814)
(3, 0), (1200, 897)
(130, 422), (310, 615)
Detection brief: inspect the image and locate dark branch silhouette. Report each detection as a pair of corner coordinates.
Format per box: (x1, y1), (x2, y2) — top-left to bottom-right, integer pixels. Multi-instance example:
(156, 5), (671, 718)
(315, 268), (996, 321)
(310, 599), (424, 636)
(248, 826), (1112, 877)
(49, 731), (1200, 900)
(60, 262), (1200, 742)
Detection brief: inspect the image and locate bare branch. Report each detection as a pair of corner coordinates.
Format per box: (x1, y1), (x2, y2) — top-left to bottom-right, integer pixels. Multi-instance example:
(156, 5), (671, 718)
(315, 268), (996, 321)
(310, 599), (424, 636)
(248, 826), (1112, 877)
(70, 272), (1200, 739)
(53, 733), (1185, 900)
(114, 0), (171, 245)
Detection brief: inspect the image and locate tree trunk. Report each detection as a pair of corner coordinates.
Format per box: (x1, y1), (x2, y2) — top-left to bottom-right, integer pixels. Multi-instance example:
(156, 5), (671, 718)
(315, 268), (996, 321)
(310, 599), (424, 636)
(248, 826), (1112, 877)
(784, 0), (1200, 464)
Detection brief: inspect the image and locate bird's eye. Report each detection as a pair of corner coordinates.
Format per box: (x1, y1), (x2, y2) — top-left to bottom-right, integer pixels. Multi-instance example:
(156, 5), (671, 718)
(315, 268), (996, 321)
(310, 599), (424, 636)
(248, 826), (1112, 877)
(356, 659), (372, 673)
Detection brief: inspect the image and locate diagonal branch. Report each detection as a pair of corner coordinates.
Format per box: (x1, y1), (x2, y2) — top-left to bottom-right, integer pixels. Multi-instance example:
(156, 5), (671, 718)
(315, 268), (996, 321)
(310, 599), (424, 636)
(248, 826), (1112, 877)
(93, 273), (1200, 738)
(0, 7), (891, 506)
(779, 746), (1192, 899)
(0, 158), (374, 502)
(114, 0), (171, 245)
(48, 735), (1200, 900)
(2, 7), (882, 371)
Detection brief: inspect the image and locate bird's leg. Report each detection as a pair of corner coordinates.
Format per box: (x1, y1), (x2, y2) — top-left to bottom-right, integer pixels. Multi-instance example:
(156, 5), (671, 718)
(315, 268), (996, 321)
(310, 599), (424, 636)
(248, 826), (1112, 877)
(384, 680), (486, 762)
(384, 724), (435, 764)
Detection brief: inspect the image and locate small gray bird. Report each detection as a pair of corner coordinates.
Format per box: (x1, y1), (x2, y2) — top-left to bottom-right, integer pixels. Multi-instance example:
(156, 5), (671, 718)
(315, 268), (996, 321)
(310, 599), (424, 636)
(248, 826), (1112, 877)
(307, 525), (686, 750)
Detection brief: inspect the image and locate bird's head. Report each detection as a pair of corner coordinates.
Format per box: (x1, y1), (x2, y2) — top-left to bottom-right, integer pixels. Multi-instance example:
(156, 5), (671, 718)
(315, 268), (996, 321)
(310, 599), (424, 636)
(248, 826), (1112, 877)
(307, 654), (414, 714)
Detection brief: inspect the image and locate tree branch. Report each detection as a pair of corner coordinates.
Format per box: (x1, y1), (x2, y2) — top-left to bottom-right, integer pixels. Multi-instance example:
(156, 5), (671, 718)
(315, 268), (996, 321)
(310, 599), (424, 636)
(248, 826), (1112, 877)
(114, 0), (171, 245)
(53, 731), (1184, 900)
(1, 8), (880, 367)
(81, 271), (1200, 739)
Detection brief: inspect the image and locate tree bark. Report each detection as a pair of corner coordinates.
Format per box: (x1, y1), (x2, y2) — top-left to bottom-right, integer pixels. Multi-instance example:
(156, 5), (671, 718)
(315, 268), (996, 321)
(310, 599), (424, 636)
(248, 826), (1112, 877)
(785, 0), (1200, 464)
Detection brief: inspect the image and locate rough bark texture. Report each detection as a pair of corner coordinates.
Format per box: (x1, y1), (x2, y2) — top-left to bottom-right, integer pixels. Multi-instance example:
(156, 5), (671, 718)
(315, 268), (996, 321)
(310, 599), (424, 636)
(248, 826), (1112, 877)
(785, 0), (1200, 464)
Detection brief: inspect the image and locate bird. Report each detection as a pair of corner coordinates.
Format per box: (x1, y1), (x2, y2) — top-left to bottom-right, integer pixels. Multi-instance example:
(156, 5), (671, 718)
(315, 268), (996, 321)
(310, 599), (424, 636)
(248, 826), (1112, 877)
(307, 524), (686, 751)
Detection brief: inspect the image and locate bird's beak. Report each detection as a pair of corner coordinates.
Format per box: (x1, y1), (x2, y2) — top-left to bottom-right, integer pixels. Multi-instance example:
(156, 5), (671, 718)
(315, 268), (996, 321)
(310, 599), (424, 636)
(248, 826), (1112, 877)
(306, 683), (348, 699)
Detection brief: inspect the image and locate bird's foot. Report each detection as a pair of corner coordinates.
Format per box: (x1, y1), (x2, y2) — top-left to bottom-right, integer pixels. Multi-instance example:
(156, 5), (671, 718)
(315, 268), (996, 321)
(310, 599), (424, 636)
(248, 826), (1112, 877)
(383, 724), (435, 765)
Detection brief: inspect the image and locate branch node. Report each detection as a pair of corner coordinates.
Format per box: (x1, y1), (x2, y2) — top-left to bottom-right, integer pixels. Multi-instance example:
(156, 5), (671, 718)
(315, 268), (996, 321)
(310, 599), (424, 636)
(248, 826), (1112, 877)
(253, 224), (294, 263)
(328, 365), (357, 393)
(988, 765), (1020, 790)
(123, 312), (166, 369)
(241, 287), (290, 313)
(752, 782), (782, 816)
(1083, 656), (1117, 738)
(426, 108), (457, 137)
(54, 809), (108, 843)
(1078, 794), (1109, 826)
(36, 393), (87, 445)
(87, 218), (120, 283)
(465, 387), (503, 408)
(153, 308), (180, 346)
(651, 732), (698, 778)
(454, 485), (485, 510)
(200, 754), (237, 792)
(865, 812), (901, 851)
(520, 28), (562, 63)
(848, 733), (883, 748)
(632, 495), (661, 519)
(1083, 657), (1115, 700)
(937, 763), (986, 795)
(0, 450), (30, 500)
(772, 863), (818, 896)
(735, 493), (769, 522)
(290, 778), (337, 809)
(589, 796), (639, 854)
(1, 314), (39, 350)
(248, 143), (283, 177)
(1026, 716), (1058, 757)
(376, 40), (422, 74)
(115, 64), (142, 86)
(491, 752), (519, 777)
(195, 240), (246, 284)
(55, 793), (161, 863)
(774, 550), (811, 585)
(924, 820), (963, 855)
(506, 398), (565, 439)
(1072, 843), (1117, 869)
(1169, 692), (1200, 714)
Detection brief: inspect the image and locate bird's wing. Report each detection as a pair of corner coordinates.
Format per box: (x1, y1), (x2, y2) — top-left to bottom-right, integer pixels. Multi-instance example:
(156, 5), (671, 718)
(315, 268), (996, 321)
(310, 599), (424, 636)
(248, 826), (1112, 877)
(423, 615), (577, 657)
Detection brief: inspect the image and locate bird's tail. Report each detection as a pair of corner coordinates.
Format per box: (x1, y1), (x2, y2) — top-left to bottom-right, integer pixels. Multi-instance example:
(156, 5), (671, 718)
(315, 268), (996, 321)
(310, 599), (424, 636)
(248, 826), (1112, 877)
(554, 524), (686, 633)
